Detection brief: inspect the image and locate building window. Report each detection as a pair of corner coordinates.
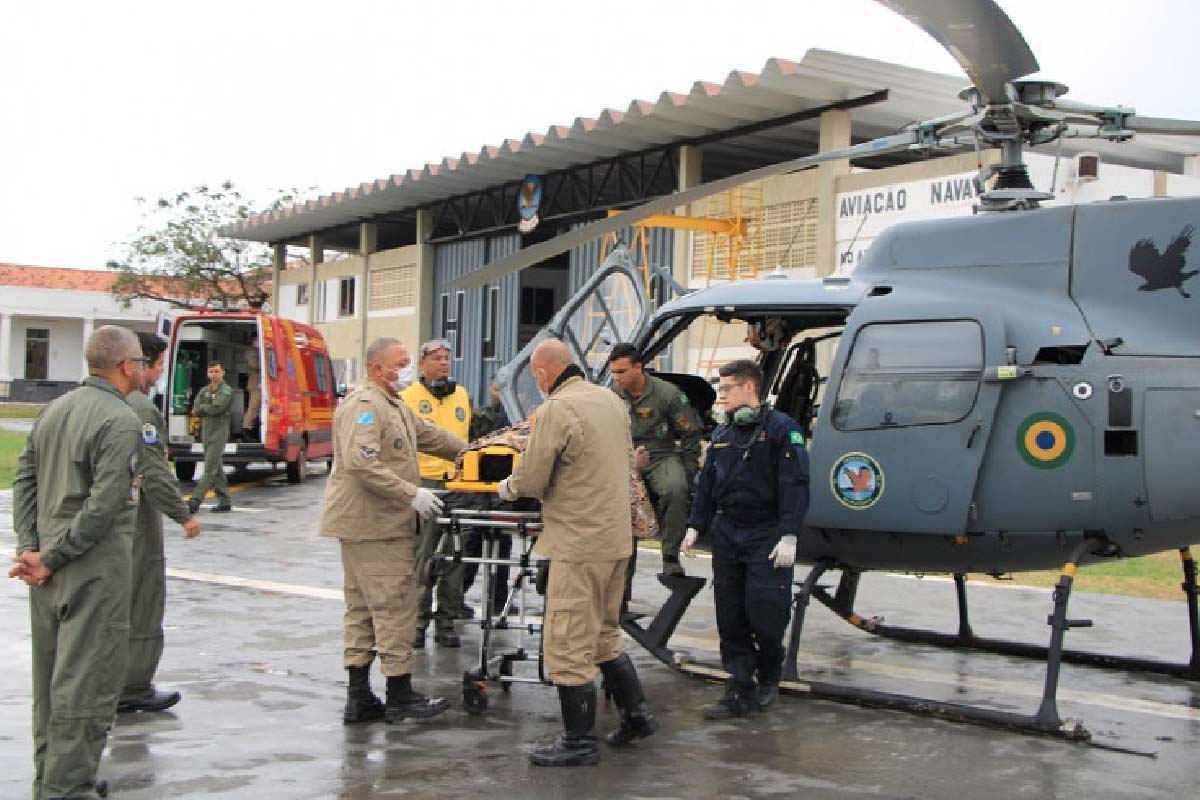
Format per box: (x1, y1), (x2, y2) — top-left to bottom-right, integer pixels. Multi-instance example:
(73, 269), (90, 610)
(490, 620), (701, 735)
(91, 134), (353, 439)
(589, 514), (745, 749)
(296, 283), (309, 305)
(482, 286), (500, 360)
(338, 276), (356, 318)
(440, 291), (465, 360)
(25, 328), (49, 380)
(314, 281), (327, 322)
(521, 287), (555, 326)
(832, 320), (983, 430)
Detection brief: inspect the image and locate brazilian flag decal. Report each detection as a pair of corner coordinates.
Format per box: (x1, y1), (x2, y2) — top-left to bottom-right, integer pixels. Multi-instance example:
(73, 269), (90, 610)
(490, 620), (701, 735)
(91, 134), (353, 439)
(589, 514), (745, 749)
(1017, 412), (1075, 469)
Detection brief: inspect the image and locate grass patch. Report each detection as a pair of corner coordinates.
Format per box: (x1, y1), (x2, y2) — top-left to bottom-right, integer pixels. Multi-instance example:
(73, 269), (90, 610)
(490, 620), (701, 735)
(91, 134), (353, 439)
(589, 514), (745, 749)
(972, 550), (1189, 601)
(0, 429), (29, 489)
(0, 403), (41, 419)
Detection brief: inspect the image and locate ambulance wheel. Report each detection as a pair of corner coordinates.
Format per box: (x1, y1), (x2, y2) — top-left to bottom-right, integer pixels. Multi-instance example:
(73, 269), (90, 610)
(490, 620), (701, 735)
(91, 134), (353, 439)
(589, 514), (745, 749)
(175, 461), (196, 482)
(462, 673), (489, 715)
(286, 444), (307, 484)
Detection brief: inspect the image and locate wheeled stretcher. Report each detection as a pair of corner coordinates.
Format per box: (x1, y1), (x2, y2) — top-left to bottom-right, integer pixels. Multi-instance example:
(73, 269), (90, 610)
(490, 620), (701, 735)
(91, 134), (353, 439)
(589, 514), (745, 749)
(425, 505), (551, 714)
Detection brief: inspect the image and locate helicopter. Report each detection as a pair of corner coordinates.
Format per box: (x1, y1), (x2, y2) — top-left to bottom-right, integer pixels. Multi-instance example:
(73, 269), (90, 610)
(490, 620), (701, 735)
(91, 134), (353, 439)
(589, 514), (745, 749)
(463, 0), (1200, 746)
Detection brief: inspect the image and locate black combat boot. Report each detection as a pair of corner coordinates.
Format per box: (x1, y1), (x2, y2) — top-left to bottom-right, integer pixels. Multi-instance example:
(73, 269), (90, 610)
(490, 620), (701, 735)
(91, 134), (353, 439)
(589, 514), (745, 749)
(701, 682), (758, 720)
(384, 674), (449, 722)
(342, 665), (385, 724)
(598, 653), (659, 746)
(529, 683), (600, 767)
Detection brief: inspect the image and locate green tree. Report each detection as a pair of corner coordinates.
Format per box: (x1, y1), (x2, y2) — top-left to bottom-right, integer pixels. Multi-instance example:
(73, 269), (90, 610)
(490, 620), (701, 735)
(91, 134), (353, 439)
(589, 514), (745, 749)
(107, 181), (305, 311)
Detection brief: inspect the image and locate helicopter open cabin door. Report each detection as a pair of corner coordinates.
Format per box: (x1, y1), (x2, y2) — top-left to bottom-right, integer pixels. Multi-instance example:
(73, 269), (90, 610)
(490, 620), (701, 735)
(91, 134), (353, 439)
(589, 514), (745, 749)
(806, 300), (1006, 535)
(495, 246), (650, 422)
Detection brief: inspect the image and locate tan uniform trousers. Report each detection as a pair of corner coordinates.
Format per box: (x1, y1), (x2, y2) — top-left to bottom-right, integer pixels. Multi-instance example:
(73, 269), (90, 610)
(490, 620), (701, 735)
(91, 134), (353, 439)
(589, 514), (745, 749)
(543, 558), (628, 686)
(243, 371), (261, 431)
(340, 538), (416, 677)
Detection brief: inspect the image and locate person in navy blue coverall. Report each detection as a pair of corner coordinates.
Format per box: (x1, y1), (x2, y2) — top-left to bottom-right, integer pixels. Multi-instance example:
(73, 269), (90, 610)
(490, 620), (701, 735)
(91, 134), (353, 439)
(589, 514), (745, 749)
(684, 359), (810, 719)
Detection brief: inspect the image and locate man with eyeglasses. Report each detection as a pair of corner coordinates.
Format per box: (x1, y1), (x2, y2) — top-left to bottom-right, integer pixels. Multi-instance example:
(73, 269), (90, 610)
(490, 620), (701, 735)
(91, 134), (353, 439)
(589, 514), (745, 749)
(10, 325), (146, 800)
(187, 362), (234, 513)
(682, 359), (810, 720)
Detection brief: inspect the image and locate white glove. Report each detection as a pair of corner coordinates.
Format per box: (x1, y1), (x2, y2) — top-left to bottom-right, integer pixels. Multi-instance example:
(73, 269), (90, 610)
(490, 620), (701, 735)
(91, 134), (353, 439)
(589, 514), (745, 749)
(411, 488), (444, 518)
(769, 534), (797, 568)
(497, 476), (518, 502)
(682, 527), (699, 558)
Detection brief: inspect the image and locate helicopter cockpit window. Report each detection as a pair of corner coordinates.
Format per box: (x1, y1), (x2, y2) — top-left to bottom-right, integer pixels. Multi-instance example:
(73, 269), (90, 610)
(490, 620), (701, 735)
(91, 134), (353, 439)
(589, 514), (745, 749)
(832, 320), (982, 430)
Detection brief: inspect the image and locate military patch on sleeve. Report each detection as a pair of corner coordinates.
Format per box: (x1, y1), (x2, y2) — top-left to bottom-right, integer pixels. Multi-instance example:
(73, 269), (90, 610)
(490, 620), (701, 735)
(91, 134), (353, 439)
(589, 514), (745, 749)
(360, 446), (378, 460)
(357, 411), (375, 425)
(141, 422), (159, 445)
(677, 392), (689, 405)
(790, 431), (805, 445)
(674, 413), (692, 431)
(455, 407), (466, 422)
(419, 400), (433, 414)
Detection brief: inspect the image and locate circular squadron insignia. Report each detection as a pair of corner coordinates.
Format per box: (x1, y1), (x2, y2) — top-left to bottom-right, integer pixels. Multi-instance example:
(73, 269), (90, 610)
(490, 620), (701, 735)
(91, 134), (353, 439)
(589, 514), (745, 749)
(1017, 412), (1074, 469)
(455, 407), (466, 422)
(141, 422), (159, 445)
(419, 400), (433, 414)
(831, 452), (884, 510)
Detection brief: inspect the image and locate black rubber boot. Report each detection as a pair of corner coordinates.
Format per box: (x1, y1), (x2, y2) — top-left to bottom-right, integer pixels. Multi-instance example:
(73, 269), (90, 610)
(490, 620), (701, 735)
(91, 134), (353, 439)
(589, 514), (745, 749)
(385, 674), (449, 722)
(342, 666), (385, 724)
(598, 653), (659, 746)
(529, 683), (600, 767)
(702, 682), (758, 720)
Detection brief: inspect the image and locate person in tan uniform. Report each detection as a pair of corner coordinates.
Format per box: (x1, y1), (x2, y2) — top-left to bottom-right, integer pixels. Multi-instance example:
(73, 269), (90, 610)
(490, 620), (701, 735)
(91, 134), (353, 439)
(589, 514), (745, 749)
(498, 339), (658, 767)
(319, 337), (467, 725)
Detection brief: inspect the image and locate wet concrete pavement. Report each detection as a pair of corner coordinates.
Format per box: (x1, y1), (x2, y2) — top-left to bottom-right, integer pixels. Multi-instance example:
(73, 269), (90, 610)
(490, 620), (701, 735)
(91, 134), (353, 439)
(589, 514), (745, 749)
(3, 474), (1200, 799)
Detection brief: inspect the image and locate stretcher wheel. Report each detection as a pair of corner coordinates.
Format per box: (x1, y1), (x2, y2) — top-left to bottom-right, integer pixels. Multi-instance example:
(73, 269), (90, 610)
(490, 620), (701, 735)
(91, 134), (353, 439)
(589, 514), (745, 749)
(462, 673), (489, 715)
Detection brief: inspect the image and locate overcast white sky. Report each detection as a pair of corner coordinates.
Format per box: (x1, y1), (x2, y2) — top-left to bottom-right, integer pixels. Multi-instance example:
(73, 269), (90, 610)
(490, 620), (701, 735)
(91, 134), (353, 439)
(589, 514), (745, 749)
(2, 0), (1198, 269)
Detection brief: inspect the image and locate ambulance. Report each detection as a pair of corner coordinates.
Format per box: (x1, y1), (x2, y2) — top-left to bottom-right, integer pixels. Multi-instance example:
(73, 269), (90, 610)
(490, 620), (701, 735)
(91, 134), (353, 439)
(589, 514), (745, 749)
(158, 309), (337, 483)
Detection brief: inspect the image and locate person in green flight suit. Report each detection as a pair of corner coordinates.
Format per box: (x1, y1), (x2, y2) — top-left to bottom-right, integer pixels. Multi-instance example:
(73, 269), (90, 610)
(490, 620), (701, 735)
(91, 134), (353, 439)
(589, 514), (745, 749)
(119, 331), (202, 714)
(607, 343), (702, 580)
(187, 362), (234, 513)
(9, 325), (146, 800)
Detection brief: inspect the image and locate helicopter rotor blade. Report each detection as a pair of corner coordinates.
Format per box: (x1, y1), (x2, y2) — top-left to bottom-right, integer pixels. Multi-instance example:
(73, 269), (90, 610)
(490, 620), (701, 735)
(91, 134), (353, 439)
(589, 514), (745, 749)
(875, 0), (1039, 107)
(450, 131), (920, 290)
(1123, 115), (1200, 136)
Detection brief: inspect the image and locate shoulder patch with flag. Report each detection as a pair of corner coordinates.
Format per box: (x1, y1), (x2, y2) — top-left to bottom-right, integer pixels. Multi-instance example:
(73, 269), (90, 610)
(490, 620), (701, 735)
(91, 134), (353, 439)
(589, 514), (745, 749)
(790, 431), (805, 445)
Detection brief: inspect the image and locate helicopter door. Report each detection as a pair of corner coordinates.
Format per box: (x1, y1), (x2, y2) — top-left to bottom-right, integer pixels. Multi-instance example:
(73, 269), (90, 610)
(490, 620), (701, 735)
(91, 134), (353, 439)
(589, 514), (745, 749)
(495, 246), (650, 421)
(806, 302), (1005, 534)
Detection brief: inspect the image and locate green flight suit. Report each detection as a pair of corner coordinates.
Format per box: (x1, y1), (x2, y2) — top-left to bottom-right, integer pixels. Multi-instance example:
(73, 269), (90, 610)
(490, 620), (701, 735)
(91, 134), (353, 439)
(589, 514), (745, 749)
(122, 389), (192, 705)
(191, 381), (233, 507)
(13, 376), (142, 800)
(615, 374), (702, 560)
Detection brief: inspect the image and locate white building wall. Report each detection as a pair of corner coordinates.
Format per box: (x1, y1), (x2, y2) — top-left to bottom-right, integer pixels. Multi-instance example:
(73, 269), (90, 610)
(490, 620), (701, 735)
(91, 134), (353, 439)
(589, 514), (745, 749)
(0, 285), (164, 384)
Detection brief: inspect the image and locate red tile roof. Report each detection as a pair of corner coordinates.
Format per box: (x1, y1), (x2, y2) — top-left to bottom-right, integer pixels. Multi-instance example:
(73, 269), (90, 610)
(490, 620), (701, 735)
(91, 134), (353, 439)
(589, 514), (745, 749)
(0, 264), (119, 291)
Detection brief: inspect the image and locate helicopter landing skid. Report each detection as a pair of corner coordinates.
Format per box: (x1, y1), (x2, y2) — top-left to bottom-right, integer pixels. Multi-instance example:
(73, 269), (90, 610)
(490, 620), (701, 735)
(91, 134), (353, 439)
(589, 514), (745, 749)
(811, 549), (1200, 682)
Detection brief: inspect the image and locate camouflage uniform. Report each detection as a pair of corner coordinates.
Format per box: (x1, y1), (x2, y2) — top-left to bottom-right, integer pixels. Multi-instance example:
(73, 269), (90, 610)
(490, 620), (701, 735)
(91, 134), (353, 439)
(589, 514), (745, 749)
(614, 374), (701, 576)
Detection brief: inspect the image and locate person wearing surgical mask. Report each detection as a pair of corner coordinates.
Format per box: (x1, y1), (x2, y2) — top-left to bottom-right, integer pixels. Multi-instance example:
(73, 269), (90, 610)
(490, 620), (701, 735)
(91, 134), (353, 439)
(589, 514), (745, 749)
(318, 338), (467, 726)
(401, 339), (475, 648)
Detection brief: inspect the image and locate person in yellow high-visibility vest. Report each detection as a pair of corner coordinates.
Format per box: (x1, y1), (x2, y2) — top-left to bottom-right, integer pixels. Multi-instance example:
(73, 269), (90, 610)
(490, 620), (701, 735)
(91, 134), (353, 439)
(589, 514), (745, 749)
(401, 339), (472, 648)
